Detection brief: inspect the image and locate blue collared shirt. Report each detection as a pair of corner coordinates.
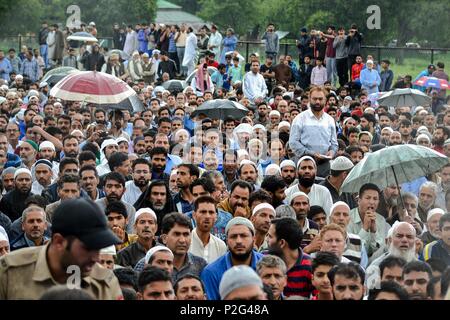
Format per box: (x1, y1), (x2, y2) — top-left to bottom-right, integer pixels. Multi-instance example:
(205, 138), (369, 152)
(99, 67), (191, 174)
(289, 109), (338, 157)
(20, 58), (40, 83)
(164, 154), (182, 175)
(201, 250), (263, 300)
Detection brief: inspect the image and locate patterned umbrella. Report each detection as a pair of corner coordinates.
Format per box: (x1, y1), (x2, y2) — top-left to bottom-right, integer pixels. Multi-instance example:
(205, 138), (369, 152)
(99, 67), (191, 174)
(50, 71), (135, 104)
(414, 76), (449, 90)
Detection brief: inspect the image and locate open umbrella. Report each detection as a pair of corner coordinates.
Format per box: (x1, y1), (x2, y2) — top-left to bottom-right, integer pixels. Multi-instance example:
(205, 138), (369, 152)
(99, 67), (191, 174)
(341, 145), (448, 204)
(50, 71), (135, 105)
(185, 66), (217, 84)
(109, 49), (130, 61)
(414, 76), (449, 90)
(377, 88), (431, 107)
(102, 94), (145, 113)
(67, 32), (98, 42)
(162, 80), (186, 93)
(190, 99), (249, 119)
(42, 67), (80, 87)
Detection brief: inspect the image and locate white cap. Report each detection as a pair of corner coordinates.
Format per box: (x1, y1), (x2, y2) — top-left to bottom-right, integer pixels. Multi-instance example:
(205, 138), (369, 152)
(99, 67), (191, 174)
(100, 245), (116, 256)
(101, 139), (119, 151)
(14, 168), (32, 179)
(15, 74), (23, 80)
(265, 163), (281, 176)
(39, 141), (56, 152)
(28, 90), (39, 98)
(330, 156), (354, 171)
(39, 81), (49, 88)
(144, 245), (173, 264)
(70, 129), (85, 138)
(278, 121), (290, 130)
(234, 123), (253, 135)
(297, 156), (316, 168)
(280, 160), (296, 169)
(427, 208), (445, 221)
(252, 124), (266, 132)
(330, 201), (350, 215)
(366, 59), (374, 64)
(134, 208), (157, 225)
(89, 21), (96, 26)
(116, 136), (129, 144)
(252, 203), (276, 216)
(269, 110), (281, 117)
(239, 159), (257, 169)
(288, 191), (309, 205)
(344, 96), (353, 101)
(416, 134), (431, 143)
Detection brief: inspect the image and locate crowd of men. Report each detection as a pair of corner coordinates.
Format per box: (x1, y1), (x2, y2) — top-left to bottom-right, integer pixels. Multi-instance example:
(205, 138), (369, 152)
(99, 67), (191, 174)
(0, 19), (450, 301)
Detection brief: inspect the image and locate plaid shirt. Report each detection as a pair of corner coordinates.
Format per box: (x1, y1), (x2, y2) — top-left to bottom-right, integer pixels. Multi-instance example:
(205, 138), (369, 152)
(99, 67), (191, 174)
(20, 58), (39, 82)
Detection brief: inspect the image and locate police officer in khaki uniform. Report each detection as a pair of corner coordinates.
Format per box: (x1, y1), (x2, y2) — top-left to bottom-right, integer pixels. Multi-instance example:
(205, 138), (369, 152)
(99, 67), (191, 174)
(0, 198), (123, 300)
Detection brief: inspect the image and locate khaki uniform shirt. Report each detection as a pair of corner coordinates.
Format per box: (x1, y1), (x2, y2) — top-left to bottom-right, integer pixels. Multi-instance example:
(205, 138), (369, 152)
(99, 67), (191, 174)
(0, 243), (123, 300)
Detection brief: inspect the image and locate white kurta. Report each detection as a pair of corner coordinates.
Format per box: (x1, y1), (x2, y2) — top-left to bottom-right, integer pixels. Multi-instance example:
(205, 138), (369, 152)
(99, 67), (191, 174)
(182, 32), (198, 76)
(123, 31), (138, 57)
(208, 32), (223, 57)
(46, 31), (56, 60)
(122, 180), (146, 206)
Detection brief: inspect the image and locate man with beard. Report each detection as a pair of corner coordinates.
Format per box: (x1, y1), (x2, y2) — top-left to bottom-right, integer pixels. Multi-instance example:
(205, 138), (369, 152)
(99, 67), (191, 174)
(45, 175), (81, 221)
(61, 135), (79, 159)
(19, 140), (38, 169)
(423, 213), (450, 265)
(116, 207), (158, 268)
(266, 217), (313, 298)
(366, 222), (417, 289)
(0, 198), (123, 299)
(104, 201), (137, 252)
(160, 213), (207, 282)
(421, 208), (444, 246)
(134, 180), (176, 235)
(222, 150), (238, 190)
(173, 164), (200, 213)
(218, 180), (252, 218)
(39, 141), (59, 176)
(402, 261), (432, 300)
(41, 157), (80, 204)
(398, 119), (414, 144)
(289, 86), (338, 178)
(285, 156), (333, 216)
(329, 262), (365, 300)
(56, 115), (71, 138)
(417, 182), (439, 223)
(189, 196), (227, 263)
(348, 183), (390, 257)
(388, 131), (402, 146)
(237, 160), (259, 189)
(436, 164), (450, 209)
(133, 137), (147, 157)
(1, 168), (16, 194)
(280, 160), (297, 188)
(149, 147), (170, 182)
(0, 134), (21, 168)
(359, 113), (380, 144)
(432, 126), (450, 154)
(31, 159), (54, 196)
(377, 184), (401, 219)
(250, 203), (276, 252)
(10, 206), (49, 251)
(79, 165), (105, 201)
(96, 172), (136, 234)
(0, 169), (33, 221)
(319, 156), (355, 207)
(254, 102), (270, 127)
(260, 175), (286, 208)
(288, 192), (320, 252)
(123, 159), (151, 206)
(201, 217), (263, 300)
(97, 139), (119, 177)
(174, 274), (207, 300)
(106, 152), (132, 182)
(337, 116), (358, 146)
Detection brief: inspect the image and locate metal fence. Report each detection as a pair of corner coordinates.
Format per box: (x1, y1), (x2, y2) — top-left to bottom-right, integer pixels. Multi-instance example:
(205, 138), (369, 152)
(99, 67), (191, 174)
(2, 35), (449, 77)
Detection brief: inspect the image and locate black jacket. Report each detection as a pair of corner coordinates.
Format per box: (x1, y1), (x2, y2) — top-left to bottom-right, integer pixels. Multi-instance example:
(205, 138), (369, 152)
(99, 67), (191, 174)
(0, 189), (32, 221)
(157, 60), (177, 79)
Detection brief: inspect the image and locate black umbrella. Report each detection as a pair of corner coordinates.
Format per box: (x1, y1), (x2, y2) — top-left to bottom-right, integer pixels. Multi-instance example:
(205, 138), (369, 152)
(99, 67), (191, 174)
(98, 94), (145, 113)
(162, 80), (186, 93)
(190, 99), (249, 119)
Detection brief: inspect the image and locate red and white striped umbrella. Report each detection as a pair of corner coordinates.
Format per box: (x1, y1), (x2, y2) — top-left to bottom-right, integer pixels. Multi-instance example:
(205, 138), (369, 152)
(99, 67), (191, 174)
(50, 71), (135, 104)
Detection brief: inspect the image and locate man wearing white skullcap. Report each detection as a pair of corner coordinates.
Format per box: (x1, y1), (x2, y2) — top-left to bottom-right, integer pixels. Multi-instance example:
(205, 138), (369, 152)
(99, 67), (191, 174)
(97, 139), (119, 176)
(319, 156), (355, 206)
(0, 226), (9, 256)
(0, 168), (33, 221)
(116, 208), (158, 268)
(420, 208), (444, 246)
(99, 245), (117, 270)
(144, 245), (174, 274)
(251, 203), (276, 251)
(280, 159), (296, 187)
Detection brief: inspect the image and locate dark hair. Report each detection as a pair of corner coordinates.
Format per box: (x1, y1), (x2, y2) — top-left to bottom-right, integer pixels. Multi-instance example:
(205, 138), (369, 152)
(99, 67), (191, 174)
(132, 158), (151, 171)
(328, 262), (365, 286)
(104, 171), (126, 188)
(193, 195), (216, 212)
(113, 267), (138, 291)
(307, 205), (326, 220)
(78, 150), (97, 166)
(379, 256), (407, 278)
(158, 117), (171, 126)
(402, 261), (433, 279)
(174, 274), (205, 294)
(271, 218), (303, 250)
(261, 175), (286, 194)
(223, 149), (238, 162)
(189, 177), (215, 194)
(161, 212), (193, 234)
(426, 258), (447, 275)
(436, 125), (450, 139)
(57, 114), (71, 123)
(230, 180), (252, 194)
(368, 281), (409, 300)
(39, 286), (94, 300)
(359, 183), (380, 197)
(312, 251), (340, 273)
(346, 145), (364, 155)
(439, 213), (450, 230)
(137, 266), (172, 292)
(25, 195), (48, 209)
(121, 287), (137, 300)
(440, 268), (450, 297)
(81, 142), (100, 155)
(79, 165), (98, 178)
(105, 200), (128, 218)
(149, 146), (168, 158)
(249, 189), (273, 208)
(108, 152), (128, 171)
(63, 134), (78, 146)
(178, 163), (200, 179)
(59, 157), (79, 172)
(57, 174), (80, 190)
(361, 113), (376, 125)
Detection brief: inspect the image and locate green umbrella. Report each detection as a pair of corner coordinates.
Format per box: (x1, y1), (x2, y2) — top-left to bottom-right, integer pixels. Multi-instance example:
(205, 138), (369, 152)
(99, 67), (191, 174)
(341, 144), (448, 196)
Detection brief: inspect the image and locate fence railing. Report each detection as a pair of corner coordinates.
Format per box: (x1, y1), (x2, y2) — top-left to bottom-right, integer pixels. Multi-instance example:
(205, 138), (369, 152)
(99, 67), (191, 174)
(2, 35), (449, 77)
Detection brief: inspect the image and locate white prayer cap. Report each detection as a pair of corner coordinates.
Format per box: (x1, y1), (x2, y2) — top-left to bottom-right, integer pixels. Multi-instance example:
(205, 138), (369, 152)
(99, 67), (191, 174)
(427, 208), (445, 221)
(265, 164), (281, 176)
(252, 203), (275, 216)
(39, 141), (56, 151)
(134, 208), (157, 225)
(14, 168), (32, 179)
(100, 245), (117, 256)
(280, 160), (296, 169)
(144, 245), (173, 264)
(101, 138), (118, 151)
(288, 191), (309, 205)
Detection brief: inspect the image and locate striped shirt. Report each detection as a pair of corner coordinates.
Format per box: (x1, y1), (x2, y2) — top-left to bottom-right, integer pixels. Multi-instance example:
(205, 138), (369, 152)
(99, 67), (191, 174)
(284, 249), (314, 298)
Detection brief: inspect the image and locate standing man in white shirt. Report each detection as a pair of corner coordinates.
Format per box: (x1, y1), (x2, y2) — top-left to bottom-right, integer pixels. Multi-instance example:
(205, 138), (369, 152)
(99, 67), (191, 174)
(182, 26), (198, 77)
(243, 61), (268, 104)
(208, 25), (223, 59)
(189, 196), (227, 264)
(123, 158), (152, 206)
